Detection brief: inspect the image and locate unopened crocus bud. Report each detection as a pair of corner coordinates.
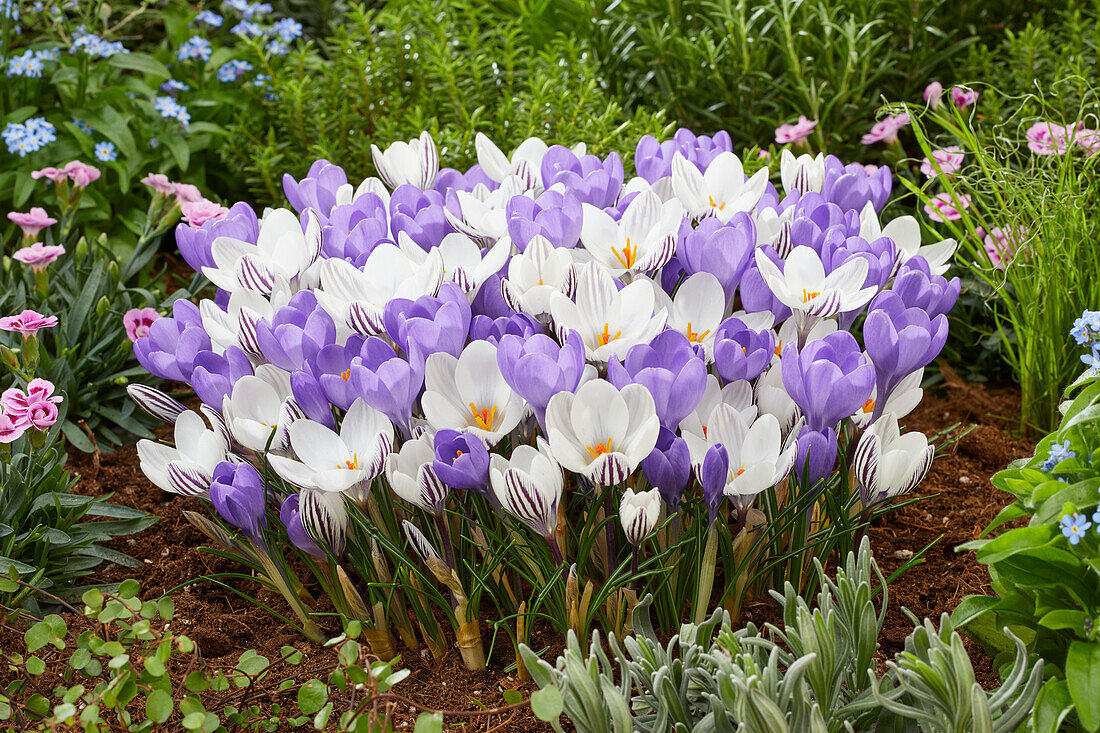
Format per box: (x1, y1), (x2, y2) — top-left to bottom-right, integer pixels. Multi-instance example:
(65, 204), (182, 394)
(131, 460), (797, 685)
(619, 488), (661, 545)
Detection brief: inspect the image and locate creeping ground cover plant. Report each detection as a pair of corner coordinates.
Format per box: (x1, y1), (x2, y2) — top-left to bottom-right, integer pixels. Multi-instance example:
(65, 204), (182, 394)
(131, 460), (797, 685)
(955, 311), (1100, 733)
(127, 128), (960, 669)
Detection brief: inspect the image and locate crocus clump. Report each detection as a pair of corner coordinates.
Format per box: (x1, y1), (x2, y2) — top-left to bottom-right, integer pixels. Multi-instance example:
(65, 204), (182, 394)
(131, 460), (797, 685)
(129, 127), (957, 662)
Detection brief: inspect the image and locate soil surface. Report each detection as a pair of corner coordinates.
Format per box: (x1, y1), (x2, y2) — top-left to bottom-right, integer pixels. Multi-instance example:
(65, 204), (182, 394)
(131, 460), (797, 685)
(0, 368), (1034, 729)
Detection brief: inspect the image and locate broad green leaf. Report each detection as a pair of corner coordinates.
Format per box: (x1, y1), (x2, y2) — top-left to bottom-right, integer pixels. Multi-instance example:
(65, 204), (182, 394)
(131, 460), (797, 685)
(975, 525), (1058, 564)
(414, 712), (443, 733)
(146, 689), (173, 724)
(530, 685), (563, 722)
(297, 679), (328, 715)
(950, 595), (998, 627)
(1038, 609), (1089, 631)
(108, 52), (172, 79)
(1033, 678), (1073, 733)
(1066, 641), (1100, 731)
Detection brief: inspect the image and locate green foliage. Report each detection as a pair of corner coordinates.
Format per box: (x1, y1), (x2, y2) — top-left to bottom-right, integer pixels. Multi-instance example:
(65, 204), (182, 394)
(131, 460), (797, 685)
(521, 538), (1043, 732)
(0, 445), (155, 611)
(900, 90), (1100, 433)
(0, 578), (520, 731)
(221, 0), (669, 203)
(955, 360), (1100, 732)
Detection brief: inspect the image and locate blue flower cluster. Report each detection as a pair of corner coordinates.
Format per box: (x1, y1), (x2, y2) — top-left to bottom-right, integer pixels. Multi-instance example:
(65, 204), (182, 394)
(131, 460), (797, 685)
(272, 17), (303, 42)
(94, 141), (117, 162)
(2, 117), (56, 157)
(154, 96), (191, 127)
(161, 79), (191, 95)
(6, 50), (43, 78)
(241, 2), (273, 19)
(178, 36), (213, 62)
(231, 21), (263, 37)
(193, 10), (224, 27)
(1071, 310), (1100, 369)
(71, 28), (128, 58)
(216, 59), (254, 82)
(72, 116), (95, 134)
(1042, 441), (1075, 472)
(1, 0), (17, 21)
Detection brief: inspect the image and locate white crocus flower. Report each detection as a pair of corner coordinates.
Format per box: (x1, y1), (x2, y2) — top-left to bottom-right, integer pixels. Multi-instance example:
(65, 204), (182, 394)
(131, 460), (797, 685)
(371, 131), (439, 190)
(545, 379), (660, 486)
(136, 410), (230, 497)
(443, 177), (532, 246)
(315, 243), (443, 336)
(204, 208), (321, 294)
(680, 376), (758, 465)
(385, 431), (448, 516)
(772, 316), (838, 364)
(780, 150), (826, 195)
(754, 246), (877, 319)
(579, 190), (681, 276)
(851, 368), (924, 429)
(754, 205), (796, 255)
(421, 340), (526, 446)
(428, 232), (510, 298)
(755, 363), (801, 433)
(649, 272), (726, 360)
(489, 437), (564, 539)
(222, 366), (296, 452)
(858, 202), (956, 276)
(270, 399), (394, 495)
(671, 151), (769, 223)
(200, 288), (291, 357)
(619, 488), (662, 545)
(728, 309), (776, 333)
(550, 261), (668, 363)
(475, 133), (549, 189)
(685, 404), (795, 510)
(299, 490), (349, 556)
(500, 235), (575, 319)
(352, 176), (391, 210)
(853, 414), (934, 507)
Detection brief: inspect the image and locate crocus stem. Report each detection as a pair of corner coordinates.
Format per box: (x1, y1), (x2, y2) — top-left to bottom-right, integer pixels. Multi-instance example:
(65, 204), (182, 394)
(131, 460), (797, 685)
(546, 535), (567, 581)
(693, 523), (719, 624)
(603, 488), (618, 580)
(434, 512), (457, 572)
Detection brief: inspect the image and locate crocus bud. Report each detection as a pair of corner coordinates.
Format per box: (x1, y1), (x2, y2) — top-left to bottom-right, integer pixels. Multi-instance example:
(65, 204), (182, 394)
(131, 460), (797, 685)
(696, 444), (729, 525)
(853, 414), (934, 507)
(619, 488), (661, 545)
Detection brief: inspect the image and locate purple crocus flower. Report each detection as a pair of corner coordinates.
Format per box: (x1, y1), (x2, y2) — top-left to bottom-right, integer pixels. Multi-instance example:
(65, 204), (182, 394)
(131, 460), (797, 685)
(254, 291), (337, 372)
(713, 318), (776, 383)
(321, 194), (391, 262)
(697, 443), (729, 525)
(496, 330), (585, 430)
(641, 427), (692, 510)
(608, 330), (708, 429)
(540, 147), (623, 209)
(308, 336), (368, 410)
(781, 331), (875, 432)
(470, 313), (544, 345)
(659, 256), (688, 295)
(388, 184), (454, 251)
(506, 190), (583, 250)
(283, 159), (349, 220)
(863, 292), (949, 403)
(677, 215), (755, 303)
(348, 337), (425, 435)
(289, 368), (336, 429)
(470, 271), (515, 319)
(432, 429), (490, 490)
(794, 426), (838, 487)
(434, 164), (496, 197)
(889, 257), (961, 320)
(133, 299), (210, 383)
(383, 283), (472, 368)
(739, 251), (792, 322)
(821, 155), (892, 213)
(191, 346), (254, 407)
(634, 129), (733, 183)
(175, 201), (259, 272)
(280, 494), (325, 558)
(210, 461), (267, 543)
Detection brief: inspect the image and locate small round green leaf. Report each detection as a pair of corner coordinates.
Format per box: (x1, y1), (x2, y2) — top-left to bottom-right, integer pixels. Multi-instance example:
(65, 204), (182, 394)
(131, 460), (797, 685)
(414, 712), (443, 733)
(297, 679), (328, 715)
(530, 686), (562, 722)
(119, 579), (140, 599)
(146, 689), (173, 724)
(25, 657), (45, 676)
(182, 711), (206, 729)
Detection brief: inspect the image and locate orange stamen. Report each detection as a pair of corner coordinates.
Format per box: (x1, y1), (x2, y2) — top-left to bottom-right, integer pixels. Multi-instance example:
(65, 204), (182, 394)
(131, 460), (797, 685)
(612, 236), (638, 269)
(341, 368), (352, 381)
(343, 454), (359, 470)
(597, 323), (622, 347)
(585, 437), (613, 460)
(468, 403), (497, 431)
(685, 321), (711, 343)
(801, 289), (821, 303)
(861, 397), (875, 414)
(708, 195), (727, 211)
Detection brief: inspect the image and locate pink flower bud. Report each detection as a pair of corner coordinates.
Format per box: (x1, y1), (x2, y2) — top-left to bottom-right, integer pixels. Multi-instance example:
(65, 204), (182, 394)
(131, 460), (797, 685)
(923, 81), (944, 108)
(141, 173), (176, 195)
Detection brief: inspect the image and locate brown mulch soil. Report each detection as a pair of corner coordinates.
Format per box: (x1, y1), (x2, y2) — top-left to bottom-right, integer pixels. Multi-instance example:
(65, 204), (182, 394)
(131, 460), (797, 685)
(0, 371), (1034, 728)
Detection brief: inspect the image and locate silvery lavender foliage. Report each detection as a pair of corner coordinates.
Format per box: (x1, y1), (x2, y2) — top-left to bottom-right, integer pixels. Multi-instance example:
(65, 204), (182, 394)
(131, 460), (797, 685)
(521, 539), (1042, 733)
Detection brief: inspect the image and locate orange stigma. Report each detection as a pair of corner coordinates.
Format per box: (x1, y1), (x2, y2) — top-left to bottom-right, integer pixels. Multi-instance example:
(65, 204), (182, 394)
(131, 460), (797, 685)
(861, 397), (875, 414)
(468, 403), (497, 431)
(708, 195), (727, 211)
(774, 339), (783, 357)
(801, 289), (821, 303)
(613, 236), (638, 269)
(343, 454), (359, 470)
(585, 437), (613, 460)
(341, 368), (352, 381)
(597, 323), (622, 347)
(685, 321), (711, 343)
